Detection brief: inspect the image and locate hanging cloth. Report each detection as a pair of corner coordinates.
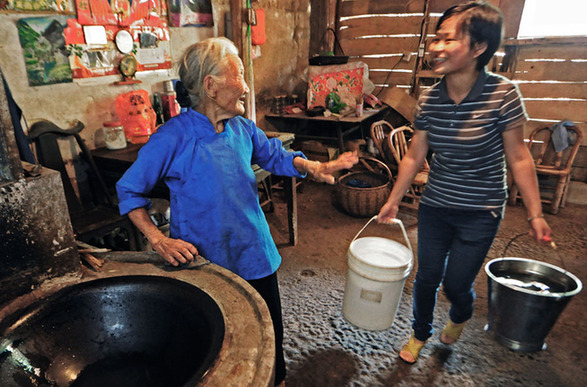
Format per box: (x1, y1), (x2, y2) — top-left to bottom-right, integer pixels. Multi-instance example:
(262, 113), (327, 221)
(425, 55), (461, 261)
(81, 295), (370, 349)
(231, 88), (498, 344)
(549, 120), (574, 152)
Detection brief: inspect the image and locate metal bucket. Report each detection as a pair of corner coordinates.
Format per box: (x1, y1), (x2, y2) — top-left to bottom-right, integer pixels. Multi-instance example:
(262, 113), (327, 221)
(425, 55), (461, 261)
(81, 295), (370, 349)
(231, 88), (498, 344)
(484, 257), (582, 351)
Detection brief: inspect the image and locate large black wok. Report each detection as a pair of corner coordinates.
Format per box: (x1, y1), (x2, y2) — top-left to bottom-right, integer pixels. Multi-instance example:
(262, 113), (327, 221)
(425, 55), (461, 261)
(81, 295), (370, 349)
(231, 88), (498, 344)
(0, 275), (225, 386)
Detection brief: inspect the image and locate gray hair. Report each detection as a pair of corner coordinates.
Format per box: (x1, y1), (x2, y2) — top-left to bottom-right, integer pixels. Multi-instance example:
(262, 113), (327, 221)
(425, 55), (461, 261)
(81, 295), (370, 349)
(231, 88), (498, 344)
(177, 37), (240, 108)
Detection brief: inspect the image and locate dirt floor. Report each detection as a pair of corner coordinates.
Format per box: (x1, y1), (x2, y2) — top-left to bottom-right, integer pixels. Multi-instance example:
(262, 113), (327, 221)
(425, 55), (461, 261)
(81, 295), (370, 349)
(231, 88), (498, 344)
(265, 180), (586, 387)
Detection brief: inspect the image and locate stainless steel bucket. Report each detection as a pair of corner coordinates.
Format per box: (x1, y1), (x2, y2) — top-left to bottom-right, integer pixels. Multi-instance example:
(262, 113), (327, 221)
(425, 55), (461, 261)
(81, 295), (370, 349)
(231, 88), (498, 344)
(484, 257), (582, 352)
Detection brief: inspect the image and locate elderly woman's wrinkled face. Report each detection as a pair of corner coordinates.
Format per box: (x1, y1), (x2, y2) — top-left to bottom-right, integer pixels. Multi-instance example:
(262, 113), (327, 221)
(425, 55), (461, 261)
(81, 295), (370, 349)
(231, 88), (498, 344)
(214, 55), (250, 117)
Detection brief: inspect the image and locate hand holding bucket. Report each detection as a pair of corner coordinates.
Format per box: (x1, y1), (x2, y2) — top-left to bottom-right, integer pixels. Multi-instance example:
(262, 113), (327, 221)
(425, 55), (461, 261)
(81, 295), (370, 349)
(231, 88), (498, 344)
(342, 216), (414, 330)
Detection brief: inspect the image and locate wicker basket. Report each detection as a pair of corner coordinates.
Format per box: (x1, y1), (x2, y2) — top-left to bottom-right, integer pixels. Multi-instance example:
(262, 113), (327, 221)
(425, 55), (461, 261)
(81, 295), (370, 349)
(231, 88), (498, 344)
(335, 157), (392, 217)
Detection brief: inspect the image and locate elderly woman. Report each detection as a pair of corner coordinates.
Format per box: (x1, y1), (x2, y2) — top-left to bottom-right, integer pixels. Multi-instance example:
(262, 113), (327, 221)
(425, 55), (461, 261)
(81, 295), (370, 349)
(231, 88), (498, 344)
(116, 37), (358, 386)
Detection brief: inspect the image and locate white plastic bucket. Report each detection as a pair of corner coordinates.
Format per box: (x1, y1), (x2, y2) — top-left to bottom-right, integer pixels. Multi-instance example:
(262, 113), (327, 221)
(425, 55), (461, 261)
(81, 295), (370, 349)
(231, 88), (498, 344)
(342, 216), (413, 330)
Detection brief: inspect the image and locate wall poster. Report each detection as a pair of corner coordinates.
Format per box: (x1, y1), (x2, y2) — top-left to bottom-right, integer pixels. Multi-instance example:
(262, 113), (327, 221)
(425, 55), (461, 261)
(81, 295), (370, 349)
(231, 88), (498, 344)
(17, 16), (74, 86)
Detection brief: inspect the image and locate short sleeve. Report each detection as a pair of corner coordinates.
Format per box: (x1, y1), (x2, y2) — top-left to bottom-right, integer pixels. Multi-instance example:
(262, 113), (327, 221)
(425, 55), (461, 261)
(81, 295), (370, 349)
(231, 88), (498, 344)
(413, 88), (433, 131)
(498, 83), (528, 132)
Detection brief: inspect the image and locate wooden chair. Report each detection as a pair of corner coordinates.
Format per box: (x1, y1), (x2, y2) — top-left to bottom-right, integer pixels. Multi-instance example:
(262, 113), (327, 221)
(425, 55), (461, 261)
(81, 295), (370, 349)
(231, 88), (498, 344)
(387, 125), (430, 210)
(508, 125), (583, 214)
(369, 120), (395, 166)
(28, 120), (140, 250)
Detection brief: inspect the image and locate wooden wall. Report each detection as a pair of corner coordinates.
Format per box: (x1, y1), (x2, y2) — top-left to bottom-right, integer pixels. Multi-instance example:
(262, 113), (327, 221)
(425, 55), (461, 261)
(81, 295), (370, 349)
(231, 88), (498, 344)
(508, 38), (587, 181)
(335, 0), (586, 181)
(336, 0), (523, 94)
(506, 39), (587, 133)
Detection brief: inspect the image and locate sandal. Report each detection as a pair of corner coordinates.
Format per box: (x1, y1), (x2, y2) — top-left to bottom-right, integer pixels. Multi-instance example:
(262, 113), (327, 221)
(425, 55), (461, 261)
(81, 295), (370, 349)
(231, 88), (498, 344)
(399, 333), (426, 364)
(440, 320), (466, 345)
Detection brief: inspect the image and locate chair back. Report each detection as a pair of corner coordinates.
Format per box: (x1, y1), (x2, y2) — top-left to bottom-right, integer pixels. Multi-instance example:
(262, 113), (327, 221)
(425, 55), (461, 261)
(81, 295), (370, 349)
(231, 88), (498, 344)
(387, 126), (430, 169)
(28, 120), (115, 216)
(369, 120), (394, 163)
(528, 125), (583, 172)
(387, 126), (412, 165)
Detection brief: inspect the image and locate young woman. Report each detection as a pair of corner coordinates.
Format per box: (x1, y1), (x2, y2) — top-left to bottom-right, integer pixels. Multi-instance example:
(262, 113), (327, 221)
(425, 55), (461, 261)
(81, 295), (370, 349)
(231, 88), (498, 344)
(377, 1), (551, 363)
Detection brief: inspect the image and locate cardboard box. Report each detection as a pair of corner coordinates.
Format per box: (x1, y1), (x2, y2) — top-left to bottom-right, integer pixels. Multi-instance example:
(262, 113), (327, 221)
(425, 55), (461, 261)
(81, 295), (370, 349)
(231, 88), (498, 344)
(300, 140), (339, 162)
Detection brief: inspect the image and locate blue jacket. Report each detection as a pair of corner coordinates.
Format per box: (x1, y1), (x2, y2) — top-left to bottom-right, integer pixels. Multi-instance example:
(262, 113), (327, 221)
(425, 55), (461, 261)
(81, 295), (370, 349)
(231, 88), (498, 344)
(117, 109), (306, 280)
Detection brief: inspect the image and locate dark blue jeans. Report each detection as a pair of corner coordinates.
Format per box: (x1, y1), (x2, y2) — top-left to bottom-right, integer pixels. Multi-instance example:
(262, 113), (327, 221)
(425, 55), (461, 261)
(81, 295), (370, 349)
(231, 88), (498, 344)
(412, 204), (502, 342)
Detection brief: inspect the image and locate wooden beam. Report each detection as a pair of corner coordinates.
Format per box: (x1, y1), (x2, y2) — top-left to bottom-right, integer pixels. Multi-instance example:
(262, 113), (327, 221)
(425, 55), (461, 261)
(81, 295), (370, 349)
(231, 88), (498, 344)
(338, 15), (423, 39)
(230, 0), (255, 121)
(229, 0), (243, 53)
(338, 0), (425, 17)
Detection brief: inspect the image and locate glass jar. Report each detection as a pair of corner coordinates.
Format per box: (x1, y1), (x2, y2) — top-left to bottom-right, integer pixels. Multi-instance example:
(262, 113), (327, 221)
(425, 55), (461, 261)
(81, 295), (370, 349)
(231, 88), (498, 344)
(103, 121), (127, 150)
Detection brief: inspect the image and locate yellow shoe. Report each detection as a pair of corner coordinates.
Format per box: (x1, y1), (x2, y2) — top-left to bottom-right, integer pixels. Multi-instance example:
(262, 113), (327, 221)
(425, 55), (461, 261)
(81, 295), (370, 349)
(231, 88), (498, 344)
(399, 333), (426, 364)
(440, 320), (466, 345)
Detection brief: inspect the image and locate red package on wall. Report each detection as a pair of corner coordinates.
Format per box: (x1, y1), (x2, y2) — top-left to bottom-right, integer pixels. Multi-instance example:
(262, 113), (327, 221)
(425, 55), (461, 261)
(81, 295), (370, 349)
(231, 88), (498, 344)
(115, 90), (157, 144)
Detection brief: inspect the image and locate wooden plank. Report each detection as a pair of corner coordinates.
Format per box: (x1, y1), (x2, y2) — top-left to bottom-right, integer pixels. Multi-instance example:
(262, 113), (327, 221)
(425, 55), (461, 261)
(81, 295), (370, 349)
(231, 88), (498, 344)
(338, 15), (423, 39)
(524, 100), (587, 123)
(338, 0), (424, 17)
(340, 36), (420, 57)
(507, 36), (587, 47)
(356, 57), (416, 72)
(429, 0), (505, 13)
(428, 0), (510, 13)
(517, 82), (587, 100)
(513, 61), (586, 82)
(517, 45), (587, 61)
(429, 0), (466, 13)
(369, 71), (414, 86)
(427, 15), (441, 32)
(374, 85), (415, 97)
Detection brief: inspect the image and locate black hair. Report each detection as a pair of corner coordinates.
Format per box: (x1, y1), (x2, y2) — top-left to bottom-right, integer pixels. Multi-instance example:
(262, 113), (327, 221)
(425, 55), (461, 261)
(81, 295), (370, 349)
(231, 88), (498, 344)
(436, 1), (504, 70)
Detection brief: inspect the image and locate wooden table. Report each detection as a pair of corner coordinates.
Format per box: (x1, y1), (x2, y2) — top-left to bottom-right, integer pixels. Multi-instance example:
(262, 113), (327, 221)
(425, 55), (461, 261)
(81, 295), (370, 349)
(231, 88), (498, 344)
(265, 107), (389, 152)
(91, 131), (299, 245)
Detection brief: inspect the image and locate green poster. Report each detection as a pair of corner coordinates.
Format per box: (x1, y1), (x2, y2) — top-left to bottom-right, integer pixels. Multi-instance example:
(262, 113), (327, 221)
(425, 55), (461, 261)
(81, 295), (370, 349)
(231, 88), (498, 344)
(17, 16), (73, 86)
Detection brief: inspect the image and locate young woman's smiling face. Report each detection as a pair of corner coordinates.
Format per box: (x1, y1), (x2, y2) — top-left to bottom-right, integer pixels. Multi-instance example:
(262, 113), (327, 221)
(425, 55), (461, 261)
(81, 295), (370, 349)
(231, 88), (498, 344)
(214, 55), (250, 117)
(429, 16), (485, 77)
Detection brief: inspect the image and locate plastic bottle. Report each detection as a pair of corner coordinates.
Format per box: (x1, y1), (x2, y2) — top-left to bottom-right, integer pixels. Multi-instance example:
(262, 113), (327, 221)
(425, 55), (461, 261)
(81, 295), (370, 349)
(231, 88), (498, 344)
(161, 80), (180, 122)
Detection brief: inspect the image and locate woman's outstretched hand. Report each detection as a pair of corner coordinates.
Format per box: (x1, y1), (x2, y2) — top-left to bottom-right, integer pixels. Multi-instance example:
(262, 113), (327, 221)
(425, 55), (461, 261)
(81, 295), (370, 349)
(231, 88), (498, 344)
(152, 236), (199, 266)
(299, 151), (359, 184)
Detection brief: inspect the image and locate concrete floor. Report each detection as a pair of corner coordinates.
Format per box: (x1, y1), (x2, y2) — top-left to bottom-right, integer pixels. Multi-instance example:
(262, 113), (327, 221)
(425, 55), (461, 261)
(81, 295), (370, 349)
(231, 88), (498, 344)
(267, 181), (586, 387)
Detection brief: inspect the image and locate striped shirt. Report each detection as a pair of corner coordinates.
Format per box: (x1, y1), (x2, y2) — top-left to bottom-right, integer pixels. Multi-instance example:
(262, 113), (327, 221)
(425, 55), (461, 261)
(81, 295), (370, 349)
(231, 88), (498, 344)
(414, 69), (527, 210)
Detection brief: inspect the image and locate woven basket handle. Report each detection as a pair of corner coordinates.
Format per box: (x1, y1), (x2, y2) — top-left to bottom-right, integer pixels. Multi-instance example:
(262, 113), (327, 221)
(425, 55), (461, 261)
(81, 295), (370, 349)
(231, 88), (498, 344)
(351, 215), (413, 255)
(358, 156), (392, 181)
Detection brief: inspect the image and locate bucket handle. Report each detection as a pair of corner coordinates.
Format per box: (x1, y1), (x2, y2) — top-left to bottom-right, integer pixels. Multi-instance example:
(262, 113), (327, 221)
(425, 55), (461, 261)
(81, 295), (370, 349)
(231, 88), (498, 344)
(352, 215), (413, 255)
(501, 232), (566, 270)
